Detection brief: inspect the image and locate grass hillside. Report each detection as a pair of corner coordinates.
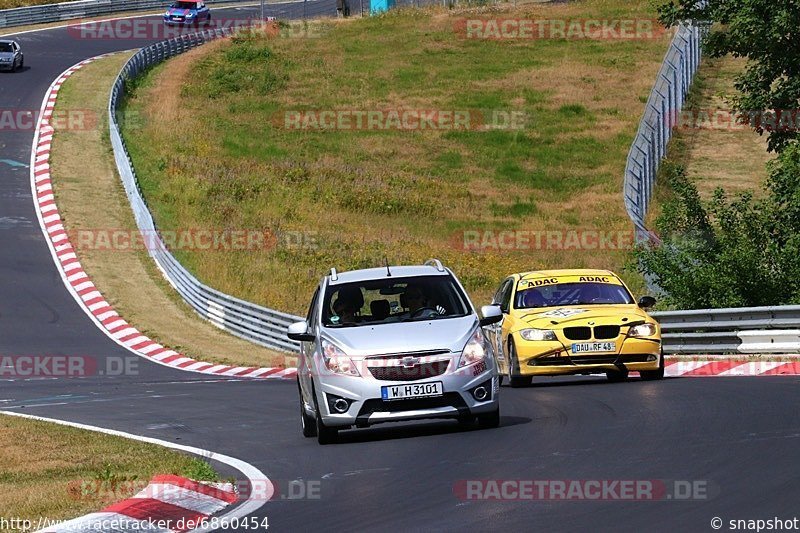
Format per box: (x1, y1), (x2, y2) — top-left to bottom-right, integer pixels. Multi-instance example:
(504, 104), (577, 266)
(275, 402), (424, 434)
(122, 0), (673, 314)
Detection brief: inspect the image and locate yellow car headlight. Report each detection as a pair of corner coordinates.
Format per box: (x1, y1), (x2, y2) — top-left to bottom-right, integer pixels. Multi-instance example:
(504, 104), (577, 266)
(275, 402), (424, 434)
(519, 328), (557, 342)
(629, 323), (658, 338)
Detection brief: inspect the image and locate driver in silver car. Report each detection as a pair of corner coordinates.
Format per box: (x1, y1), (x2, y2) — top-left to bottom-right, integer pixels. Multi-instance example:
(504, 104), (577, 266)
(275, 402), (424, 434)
(403, 285), (427, 313)
(401, 284), (445, 318)
(332, 286), (363, 324)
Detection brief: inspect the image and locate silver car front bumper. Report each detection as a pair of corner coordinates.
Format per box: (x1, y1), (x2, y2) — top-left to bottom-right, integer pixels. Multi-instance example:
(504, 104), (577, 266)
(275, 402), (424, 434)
(313, 366), (499, 428)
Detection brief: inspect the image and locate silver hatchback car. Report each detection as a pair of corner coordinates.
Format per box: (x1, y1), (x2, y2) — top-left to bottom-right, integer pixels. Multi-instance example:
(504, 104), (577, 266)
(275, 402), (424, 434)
(288, 259), (503, 444)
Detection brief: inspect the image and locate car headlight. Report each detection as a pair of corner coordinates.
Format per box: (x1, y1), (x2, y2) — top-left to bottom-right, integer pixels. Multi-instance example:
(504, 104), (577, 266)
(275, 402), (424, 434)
(321, 339), (359, 376)
(186, 12), (195, 16)
(458, 329), (488, 368)
(629, 323), (658, 338)
(519, 328), (557, 341)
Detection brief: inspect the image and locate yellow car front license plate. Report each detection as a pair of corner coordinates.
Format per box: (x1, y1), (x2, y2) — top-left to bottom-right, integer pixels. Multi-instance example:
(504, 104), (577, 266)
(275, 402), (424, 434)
(571, 342), (616, 354)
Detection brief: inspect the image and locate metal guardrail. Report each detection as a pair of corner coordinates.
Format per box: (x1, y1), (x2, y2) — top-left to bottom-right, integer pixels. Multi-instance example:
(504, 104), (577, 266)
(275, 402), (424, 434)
(0, 0), (336, 30)
(623, 21), (705, 241)
(653, 306), (800, 354)
(109, 28), (303, 353)
(736, 331), (800, 354)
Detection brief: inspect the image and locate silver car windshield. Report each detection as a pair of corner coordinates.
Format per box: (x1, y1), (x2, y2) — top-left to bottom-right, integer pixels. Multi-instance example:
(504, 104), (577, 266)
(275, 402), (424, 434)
(0, 43), (13, 53)
(322, 275), (471, 327)
(515, 282), (634, 309)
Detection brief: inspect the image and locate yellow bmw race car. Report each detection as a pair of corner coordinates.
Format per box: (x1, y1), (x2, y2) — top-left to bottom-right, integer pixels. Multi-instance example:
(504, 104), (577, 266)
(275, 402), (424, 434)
(484, 269), (663, 386)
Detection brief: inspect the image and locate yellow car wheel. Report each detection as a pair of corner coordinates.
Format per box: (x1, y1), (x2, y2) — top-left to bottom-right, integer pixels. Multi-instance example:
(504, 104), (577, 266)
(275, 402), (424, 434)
(508, 338), (532, 388)
(640, 349), (666, 381)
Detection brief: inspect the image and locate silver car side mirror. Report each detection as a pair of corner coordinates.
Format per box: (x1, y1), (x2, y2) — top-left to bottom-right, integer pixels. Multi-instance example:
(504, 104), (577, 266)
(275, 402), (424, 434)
(479, 305), (503, 327)
(287, 321), (315, 342)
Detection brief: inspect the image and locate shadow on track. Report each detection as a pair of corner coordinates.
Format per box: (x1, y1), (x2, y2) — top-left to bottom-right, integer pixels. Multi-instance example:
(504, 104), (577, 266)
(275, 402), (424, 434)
(0, 67), (29, 74)
(504, 376), (676, 389)
(333, 415), (532, 445)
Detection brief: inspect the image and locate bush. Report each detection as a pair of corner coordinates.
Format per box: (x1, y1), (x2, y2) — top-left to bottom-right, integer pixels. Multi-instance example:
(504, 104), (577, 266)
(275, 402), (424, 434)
(634, 145), (800, 309)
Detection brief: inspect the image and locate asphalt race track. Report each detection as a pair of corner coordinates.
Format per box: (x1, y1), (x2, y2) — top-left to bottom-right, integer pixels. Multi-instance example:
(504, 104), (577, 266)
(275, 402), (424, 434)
(1, 8), (799, 532)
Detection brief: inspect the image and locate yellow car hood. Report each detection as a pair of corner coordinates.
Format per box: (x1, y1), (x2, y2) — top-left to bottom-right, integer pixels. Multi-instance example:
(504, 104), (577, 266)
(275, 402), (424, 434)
(511, 304), (650, 331)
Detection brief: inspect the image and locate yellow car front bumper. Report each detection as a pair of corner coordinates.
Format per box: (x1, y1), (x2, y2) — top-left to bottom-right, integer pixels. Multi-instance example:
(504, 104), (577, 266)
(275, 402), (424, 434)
(514, 336), (661, 376)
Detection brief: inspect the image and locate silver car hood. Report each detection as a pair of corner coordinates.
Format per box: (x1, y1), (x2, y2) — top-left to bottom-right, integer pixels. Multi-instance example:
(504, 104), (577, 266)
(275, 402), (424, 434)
(0, 52), (14, 59)
(323, 315), (478, 358)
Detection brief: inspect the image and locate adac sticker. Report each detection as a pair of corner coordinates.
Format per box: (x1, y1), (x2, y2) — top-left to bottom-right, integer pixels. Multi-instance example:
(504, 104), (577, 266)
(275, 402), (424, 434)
(518, 277), (559, 289)
(577, 275), (613, 283)
(540, 308), (588, 318)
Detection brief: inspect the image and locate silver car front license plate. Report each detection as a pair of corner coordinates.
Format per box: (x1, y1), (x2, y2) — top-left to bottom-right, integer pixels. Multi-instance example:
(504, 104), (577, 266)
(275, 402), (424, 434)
(381, 381), (443, 401)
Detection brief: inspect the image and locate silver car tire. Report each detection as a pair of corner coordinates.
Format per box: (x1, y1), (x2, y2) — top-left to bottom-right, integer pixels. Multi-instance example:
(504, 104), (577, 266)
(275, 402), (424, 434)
(312, 383), (338, 445)
(299, 380), (317, 438)
(476, 405), (500, 429)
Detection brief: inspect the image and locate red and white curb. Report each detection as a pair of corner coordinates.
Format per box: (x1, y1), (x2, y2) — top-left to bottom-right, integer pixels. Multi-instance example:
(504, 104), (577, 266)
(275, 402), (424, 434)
(40, 475), (237, 533)
(0, 410), (271, 533)
(663, 359), (800, 377)
(31, 56), (296, 381)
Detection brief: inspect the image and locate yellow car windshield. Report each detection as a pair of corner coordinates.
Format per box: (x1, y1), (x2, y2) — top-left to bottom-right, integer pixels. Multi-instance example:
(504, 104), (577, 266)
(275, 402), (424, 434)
(515, 282), (634, 309)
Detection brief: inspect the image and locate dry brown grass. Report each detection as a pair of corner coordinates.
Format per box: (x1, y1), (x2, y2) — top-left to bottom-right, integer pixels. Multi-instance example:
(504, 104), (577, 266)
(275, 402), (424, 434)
(50, 52), (292, 370)
(673, 55), (773, 197)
